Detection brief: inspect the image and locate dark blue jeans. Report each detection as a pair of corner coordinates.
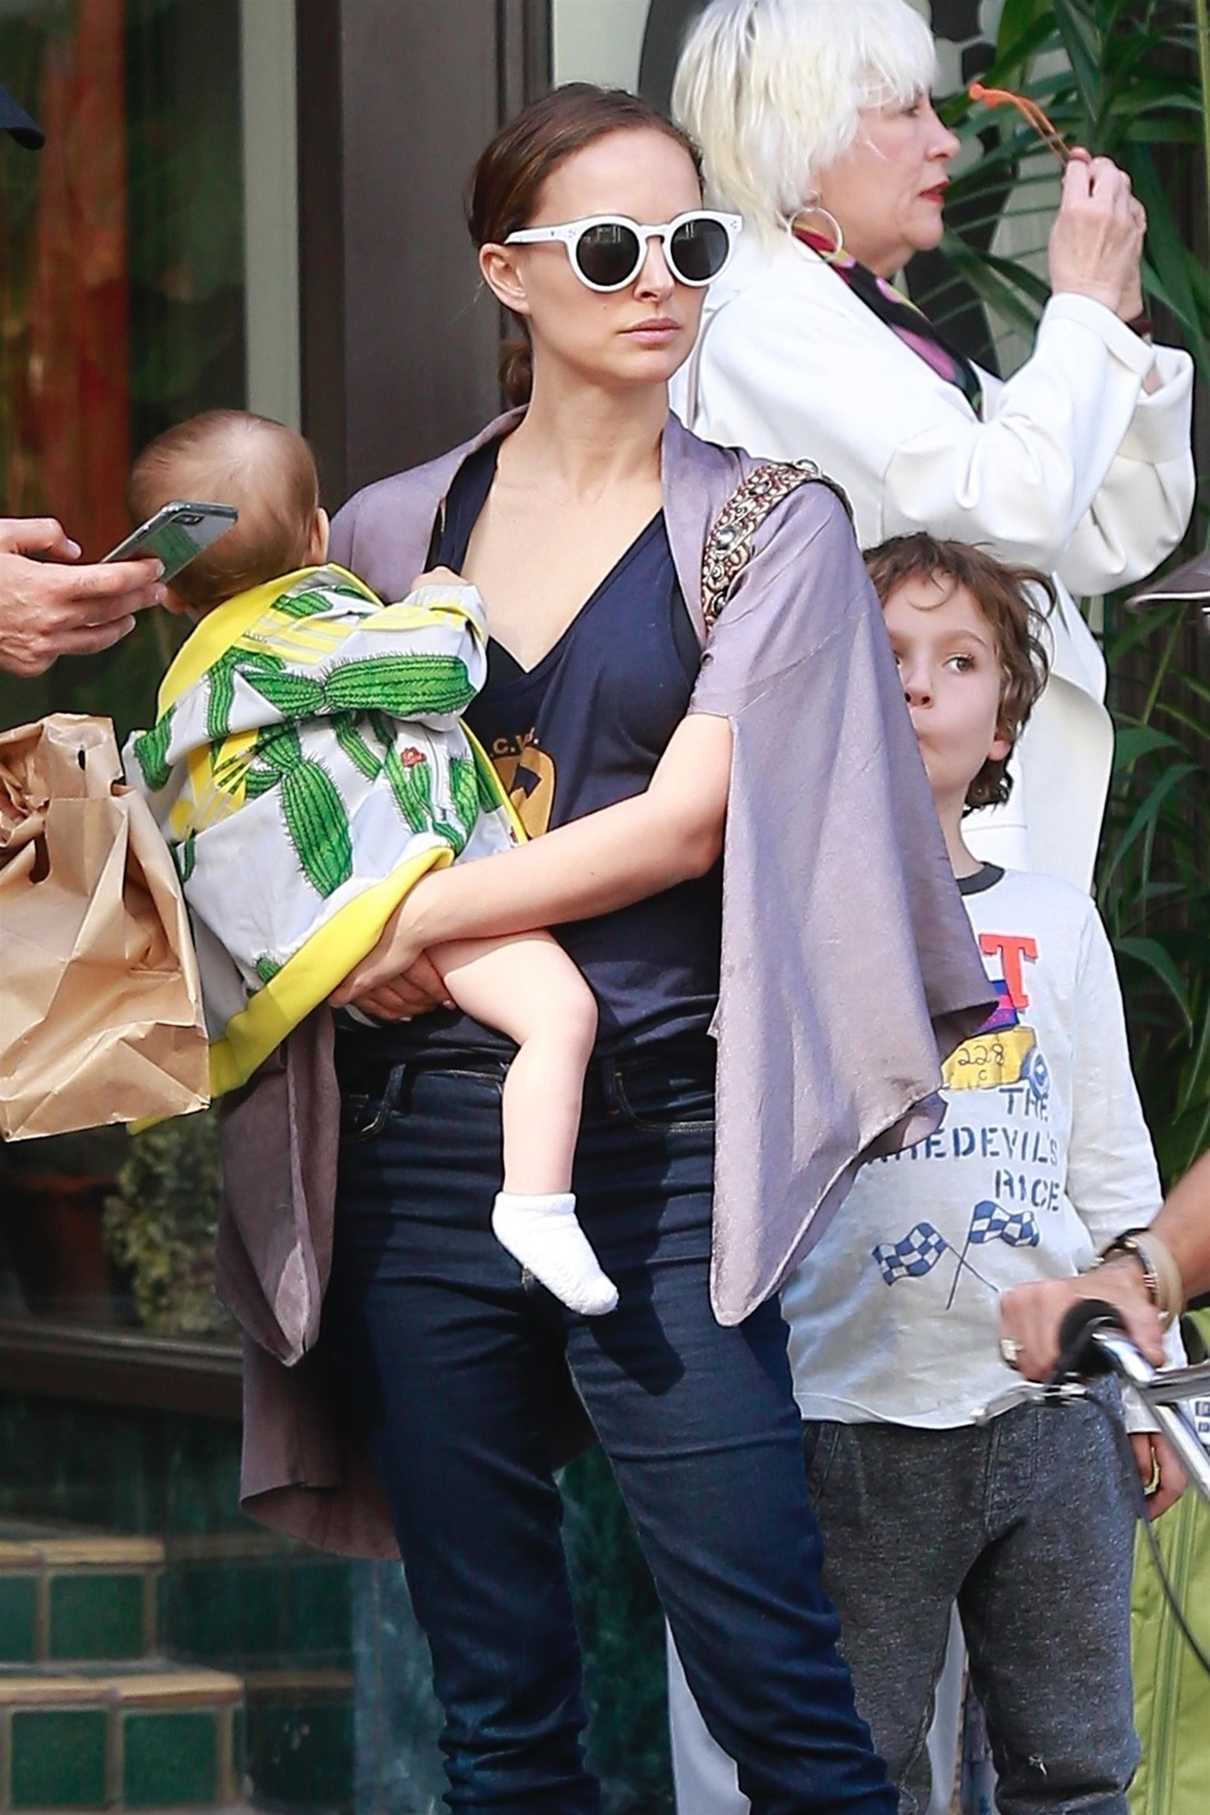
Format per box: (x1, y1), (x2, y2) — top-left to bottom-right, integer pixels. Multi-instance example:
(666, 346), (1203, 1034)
(324, 1039), (895, 1815)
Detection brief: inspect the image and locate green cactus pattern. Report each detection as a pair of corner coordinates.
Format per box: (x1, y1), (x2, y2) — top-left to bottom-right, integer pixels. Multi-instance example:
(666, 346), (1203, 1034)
(243, 764), (279, 802)
(239, 652), (474, 724)
(175, 593), (498, 913)
(132, 705), (176, 792)
(384, 744), (434, 835)
(334, 714), (384, 781)
(254, 953), (283, 985)
(474, 753), (504, 816)
(240, 669), (327, 718)
(448, 756), (479, 839)
(273, 589), (335, 620)
(207, 647), (286, 742)
(174, 831), (196, 885)
(244, 722), (353, 898)
(323, 654), (475, 716)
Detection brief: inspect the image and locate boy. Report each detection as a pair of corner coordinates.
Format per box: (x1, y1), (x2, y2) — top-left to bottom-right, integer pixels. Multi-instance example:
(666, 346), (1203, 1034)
(669, 534), (1184, 1814)
(782, 533), (1185, 1814)
(123, 408), (617, 1316)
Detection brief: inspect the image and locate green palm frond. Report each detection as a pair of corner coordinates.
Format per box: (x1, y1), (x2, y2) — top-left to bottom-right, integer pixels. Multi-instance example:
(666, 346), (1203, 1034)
(928, 0), (1210, 1181)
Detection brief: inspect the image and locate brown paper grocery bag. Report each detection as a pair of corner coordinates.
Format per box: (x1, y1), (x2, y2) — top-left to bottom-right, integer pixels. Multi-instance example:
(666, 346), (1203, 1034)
(0, 713), (210, 1139)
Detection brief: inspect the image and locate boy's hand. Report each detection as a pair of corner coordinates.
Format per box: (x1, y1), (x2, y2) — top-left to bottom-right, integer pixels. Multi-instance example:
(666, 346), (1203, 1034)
(1130, 1431), (1187, 1519)
(998, 1260), (1165, 1379)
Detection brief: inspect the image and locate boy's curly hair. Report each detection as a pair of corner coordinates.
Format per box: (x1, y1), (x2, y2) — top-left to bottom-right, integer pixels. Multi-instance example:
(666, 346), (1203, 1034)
(864, 533), (1055, 812)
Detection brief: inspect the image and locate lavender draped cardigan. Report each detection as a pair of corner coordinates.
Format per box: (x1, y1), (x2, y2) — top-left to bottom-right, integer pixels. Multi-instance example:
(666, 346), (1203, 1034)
(217, 409), (994, 1556)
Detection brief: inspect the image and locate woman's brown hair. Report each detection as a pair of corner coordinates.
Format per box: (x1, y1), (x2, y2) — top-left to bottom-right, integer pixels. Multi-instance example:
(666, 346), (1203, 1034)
(467, 83), (703, 406)
(863, 532), (1054, 812)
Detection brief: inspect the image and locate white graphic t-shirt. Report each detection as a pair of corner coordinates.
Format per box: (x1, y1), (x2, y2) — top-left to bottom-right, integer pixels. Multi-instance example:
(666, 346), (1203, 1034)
(784, 864), (1166, 1428)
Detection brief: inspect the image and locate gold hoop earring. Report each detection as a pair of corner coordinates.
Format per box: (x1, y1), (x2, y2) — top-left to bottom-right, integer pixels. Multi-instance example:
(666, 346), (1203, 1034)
(796, 196), (845, 263)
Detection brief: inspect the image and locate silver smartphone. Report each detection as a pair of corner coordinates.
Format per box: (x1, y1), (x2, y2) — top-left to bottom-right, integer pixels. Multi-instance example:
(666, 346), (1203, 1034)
(102, 501), (238, 583)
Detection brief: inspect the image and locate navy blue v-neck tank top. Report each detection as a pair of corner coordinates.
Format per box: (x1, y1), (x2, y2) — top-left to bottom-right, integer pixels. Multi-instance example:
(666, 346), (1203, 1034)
(359, 438), (722, 1057)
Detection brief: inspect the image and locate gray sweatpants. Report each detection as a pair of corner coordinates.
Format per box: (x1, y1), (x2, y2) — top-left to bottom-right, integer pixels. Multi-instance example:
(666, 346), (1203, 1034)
(668, 1396), (1140, 1815)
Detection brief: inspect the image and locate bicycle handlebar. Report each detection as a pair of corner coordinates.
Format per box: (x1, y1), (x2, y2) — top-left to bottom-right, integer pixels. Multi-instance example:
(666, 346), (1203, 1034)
(1054, 1297), (1128, 1379)
(1053, 1299), (1210, 1502)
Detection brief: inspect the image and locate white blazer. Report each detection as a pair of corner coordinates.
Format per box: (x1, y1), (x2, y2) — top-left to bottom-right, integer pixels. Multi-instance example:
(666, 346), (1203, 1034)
(672, 232), (1195, 890)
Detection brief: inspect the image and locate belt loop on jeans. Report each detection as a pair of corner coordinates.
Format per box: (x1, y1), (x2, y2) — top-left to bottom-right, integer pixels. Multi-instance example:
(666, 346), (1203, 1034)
(597, 1055), (626, 1119)
(383, 1060), (410, 1114)
(342, 1059), (410, 1140)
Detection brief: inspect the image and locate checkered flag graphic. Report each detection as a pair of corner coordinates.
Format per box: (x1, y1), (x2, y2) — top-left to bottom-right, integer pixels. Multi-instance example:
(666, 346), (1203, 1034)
(968, 1200), (1040, 1249)
(873, 1221), (949, 1285)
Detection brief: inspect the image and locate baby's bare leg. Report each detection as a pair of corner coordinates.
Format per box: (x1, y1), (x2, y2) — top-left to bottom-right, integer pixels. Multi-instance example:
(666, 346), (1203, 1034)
(434, 931), (617, 1315)
(434, 930), (596, 1193)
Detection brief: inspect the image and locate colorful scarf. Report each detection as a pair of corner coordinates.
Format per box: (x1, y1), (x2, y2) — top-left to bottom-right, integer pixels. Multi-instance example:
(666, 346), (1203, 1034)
(795, 227), (984, 417)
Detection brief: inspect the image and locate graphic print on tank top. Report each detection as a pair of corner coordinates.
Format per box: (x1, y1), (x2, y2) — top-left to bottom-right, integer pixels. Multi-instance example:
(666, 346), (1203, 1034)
(491, 726), (556, 837)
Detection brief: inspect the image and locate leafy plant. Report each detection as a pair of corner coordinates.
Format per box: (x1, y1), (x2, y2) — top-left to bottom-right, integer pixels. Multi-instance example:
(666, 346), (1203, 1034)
(922, 0), (1210, 1183)
(927, 0), (1209, 364)
(1096, 605), (1210, 1178)
(102, 1110), (234, 1340)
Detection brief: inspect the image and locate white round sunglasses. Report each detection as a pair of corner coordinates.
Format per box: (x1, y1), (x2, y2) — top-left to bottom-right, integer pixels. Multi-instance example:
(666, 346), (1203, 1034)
(504, 210), (743, 293)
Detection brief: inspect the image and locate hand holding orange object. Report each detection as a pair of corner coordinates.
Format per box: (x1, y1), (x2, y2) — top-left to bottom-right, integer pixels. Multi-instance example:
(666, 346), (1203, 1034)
(968, 81), (1075, 165)
(969, 83), (1146, 319)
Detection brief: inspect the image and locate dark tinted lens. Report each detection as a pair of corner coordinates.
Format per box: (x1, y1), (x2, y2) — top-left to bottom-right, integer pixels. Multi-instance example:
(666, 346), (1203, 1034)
(669, 216), (729, 283)
(576, 221), (642, 288)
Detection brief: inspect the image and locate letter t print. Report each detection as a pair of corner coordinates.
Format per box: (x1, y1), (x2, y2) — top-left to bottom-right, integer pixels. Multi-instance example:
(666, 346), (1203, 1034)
(978, 932), (1038, 1009)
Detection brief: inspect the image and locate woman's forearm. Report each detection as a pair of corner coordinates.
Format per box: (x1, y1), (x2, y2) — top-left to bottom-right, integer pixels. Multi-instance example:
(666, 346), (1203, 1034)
(412, 786), (719, 949)
(412, 712), (731, 948)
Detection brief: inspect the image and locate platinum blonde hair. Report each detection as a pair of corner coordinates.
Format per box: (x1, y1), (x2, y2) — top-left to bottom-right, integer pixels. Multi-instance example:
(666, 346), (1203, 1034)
(672, 0), (937, 242)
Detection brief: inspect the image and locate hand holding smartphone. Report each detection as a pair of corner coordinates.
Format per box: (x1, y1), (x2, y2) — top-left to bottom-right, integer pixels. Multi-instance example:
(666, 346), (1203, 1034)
(102, 501), (238, 584)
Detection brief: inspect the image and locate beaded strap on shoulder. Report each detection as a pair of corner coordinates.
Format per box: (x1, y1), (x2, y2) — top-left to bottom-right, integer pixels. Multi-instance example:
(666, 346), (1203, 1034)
(701, 458), (853, 629)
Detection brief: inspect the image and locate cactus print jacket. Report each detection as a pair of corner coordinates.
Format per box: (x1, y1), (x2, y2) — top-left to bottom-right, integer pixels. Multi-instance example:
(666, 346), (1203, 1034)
(125, 570), (519, 1100)
(221, 409), (995, 1556)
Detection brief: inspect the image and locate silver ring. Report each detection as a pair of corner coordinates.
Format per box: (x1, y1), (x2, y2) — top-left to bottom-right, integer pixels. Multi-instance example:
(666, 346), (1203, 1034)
(999, 1335), (1022, 1369)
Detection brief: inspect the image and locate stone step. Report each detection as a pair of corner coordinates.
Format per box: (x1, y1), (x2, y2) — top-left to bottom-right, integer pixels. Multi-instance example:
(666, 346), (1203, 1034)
(0, 1661), (243, 1810)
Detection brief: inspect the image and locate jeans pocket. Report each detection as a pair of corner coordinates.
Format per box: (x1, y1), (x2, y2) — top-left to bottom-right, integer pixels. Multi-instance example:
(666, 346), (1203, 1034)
(612, 1061), (716, 1133)
(802, 1420), (842, 1506)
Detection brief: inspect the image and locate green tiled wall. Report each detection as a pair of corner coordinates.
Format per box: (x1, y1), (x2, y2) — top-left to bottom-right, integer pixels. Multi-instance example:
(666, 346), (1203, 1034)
(0, 1400), (247, 1539)
(0, 1395), (674, 1811)
(246, 1697), (354, 1808)
(10, 1709), (108, 1808)
(49, 1573), (145, 1661)
(158, 1557), (351, 1668)
(122, 1710), (219, 1808)
(0, 1576), (37, 1664)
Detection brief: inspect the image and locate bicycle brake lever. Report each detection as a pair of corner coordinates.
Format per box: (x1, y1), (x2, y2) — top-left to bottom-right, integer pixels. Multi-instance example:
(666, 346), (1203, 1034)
(972, 1380), (1089, 1425)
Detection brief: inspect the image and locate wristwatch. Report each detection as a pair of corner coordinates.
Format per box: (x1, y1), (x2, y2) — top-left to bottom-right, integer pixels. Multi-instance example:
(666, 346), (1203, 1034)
(1100, 1229), (1159, 1297)
(1098, 1227), (1181, 1327)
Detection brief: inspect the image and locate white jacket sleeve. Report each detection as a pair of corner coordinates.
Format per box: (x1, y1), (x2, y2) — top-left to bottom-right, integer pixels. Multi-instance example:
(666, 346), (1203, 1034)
(689, 278), (1193, 580)
(1053, 316), (1195, 596)
(1064, 902), (1183, 1425)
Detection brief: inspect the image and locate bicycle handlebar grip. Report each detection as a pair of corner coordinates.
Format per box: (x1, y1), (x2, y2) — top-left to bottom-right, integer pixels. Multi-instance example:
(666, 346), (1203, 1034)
(1054, 1298), (1127, 1379)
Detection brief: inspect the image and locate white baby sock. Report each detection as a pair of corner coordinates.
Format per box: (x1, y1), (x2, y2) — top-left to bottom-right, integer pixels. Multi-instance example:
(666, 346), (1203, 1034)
(491, 1191), (619, 1316)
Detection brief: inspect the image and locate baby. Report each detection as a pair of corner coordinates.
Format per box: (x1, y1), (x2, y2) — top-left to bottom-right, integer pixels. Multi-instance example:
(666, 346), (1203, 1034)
(124, 408), (616, 1316)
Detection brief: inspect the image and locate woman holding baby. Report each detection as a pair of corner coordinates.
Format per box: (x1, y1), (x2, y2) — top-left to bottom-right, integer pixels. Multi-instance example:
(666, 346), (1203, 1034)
(222, 71), (993, 1815)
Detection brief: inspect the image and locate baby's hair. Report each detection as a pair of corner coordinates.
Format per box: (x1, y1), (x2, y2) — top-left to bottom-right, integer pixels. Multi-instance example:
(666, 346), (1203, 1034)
(864, 532), (1054, 812)
(128, 410), (320, 612)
